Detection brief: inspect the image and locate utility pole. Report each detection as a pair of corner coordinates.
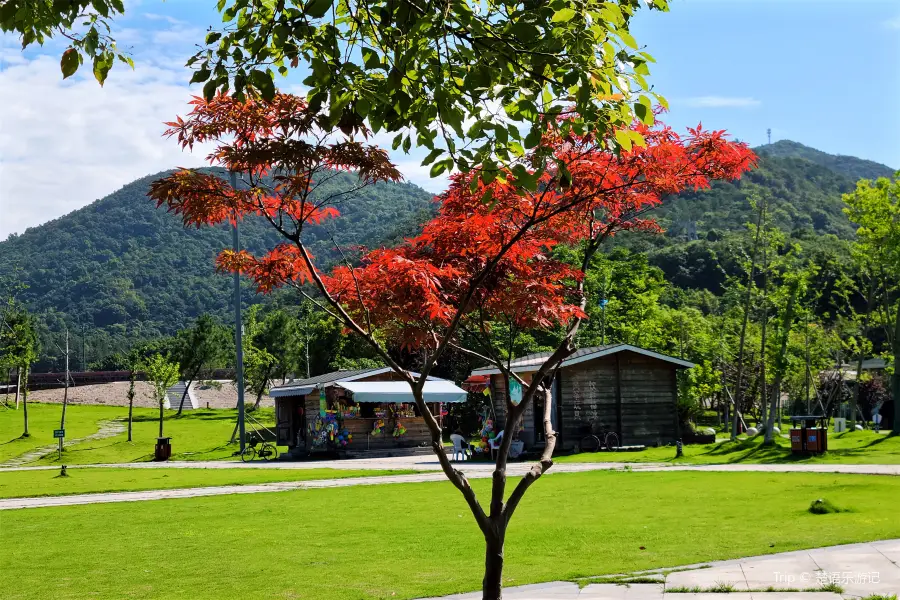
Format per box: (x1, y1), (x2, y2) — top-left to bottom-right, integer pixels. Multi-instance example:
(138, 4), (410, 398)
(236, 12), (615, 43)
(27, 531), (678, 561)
(804, 311), (811, 414)
(59, 327), (70, 459)
(231, 171), (246, 454)
(81, 323), (86, 372)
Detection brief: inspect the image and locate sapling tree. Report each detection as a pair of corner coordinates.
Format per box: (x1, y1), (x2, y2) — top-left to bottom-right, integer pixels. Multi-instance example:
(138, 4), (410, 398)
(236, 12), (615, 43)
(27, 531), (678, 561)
(173, 314), (231, 415)
(149, 92), (755, 598)
(0, 302), (39, 437)
(143, 354), (180, 439)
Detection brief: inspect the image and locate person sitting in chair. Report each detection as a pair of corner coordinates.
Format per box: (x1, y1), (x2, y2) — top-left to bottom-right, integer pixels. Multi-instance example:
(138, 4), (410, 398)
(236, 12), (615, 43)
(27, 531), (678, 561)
(450, 429), (470, 461)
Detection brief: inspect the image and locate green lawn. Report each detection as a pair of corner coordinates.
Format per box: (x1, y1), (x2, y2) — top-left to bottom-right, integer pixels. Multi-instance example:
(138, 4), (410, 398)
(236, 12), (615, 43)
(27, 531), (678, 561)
(0, 402), (127, 463)
(3, 470), (900, 599)
(557, 430), (900, 465)
(0, 402), (274, 465)
(0, 467), (414, 499)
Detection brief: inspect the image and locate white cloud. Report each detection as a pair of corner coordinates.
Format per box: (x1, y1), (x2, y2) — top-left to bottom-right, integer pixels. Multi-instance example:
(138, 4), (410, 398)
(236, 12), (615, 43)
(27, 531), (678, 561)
(0, 52), (215, 239)
(392, 158), (449, 194)
(0, 65), (450, 240)
(885, 16), (900, 30)
(683, 96), (761, 109)
(142, 13), (185, 25)
(0, 24), (453, 239)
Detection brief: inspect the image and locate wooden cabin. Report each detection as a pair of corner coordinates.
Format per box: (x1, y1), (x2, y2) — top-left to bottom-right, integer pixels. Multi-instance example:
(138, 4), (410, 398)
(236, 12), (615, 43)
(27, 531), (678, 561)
(469, 344), (695, 450)
(270, 367), (467, 456)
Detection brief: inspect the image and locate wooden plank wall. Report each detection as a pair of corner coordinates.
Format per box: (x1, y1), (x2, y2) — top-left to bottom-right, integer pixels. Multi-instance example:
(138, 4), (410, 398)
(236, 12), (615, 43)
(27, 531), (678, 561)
(558, 357), (618, 450)
(618, 353), (678, 446)
(557, 351), (677, 449)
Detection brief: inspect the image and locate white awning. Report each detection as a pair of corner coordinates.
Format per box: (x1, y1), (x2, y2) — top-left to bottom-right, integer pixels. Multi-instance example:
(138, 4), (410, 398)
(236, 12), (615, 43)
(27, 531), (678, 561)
(336, 381), (467, 403)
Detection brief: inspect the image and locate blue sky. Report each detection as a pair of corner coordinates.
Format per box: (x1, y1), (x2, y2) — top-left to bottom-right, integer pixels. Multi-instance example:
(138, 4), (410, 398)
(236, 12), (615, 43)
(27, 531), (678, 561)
(1, 0), (898, 238)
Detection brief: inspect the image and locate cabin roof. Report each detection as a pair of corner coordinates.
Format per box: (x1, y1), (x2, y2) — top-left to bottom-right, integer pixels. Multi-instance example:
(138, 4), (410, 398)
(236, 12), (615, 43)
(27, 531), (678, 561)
(469, 343), (695, 376)
(268, 367), (451, 398)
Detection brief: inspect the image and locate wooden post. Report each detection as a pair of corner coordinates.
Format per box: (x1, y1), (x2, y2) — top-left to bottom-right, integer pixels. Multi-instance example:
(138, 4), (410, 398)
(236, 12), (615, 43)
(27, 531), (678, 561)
(671, 366), (681, 443)
(614, 354), (623, 440)
(554, 373), (564, 450)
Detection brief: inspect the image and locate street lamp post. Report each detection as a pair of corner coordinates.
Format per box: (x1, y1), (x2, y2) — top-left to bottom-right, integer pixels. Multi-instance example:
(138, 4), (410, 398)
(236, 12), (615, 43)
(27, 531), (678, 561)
(230, 171), (246, 454)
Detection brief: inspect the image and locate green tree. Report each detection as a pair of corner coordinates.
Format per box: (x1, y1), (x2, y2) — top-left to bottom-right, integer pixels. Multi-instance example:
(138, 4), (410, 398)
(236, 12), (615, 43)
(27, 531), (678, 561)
(241, 306), (280, 411)
(843, 174), (900, 433)
(143, 354), (180, 439)
(0, 301), (39, 436)
(191, 0), (669, 181)
(173, 314), (232, 415)
(0, 0), (132, 84)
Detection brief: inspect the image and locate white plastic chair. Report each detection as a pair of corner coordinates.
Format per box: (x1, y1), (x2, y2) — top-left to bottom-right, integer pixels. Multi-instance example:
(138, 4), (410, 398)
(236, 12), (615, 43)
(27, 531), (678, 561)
(450, 433), (469, 461)
(489, 430), (505, 460)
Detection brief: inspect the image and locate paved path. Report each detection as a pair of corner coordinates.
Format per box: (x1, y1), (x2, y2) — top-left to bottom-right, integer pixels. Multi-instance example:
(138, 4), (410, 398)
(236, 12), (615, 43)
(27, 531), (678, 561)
(417, 540), (900, 599)
(3, 454), (900, 475)
(0, 419), (126, 468)
(3, 458), (900, 511)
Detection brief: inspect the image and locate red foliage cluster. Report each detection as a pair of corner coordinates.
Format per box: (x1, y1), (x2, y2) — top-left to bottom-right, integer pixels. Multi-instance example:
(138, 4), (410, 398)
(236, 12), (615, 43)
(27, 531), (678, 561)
(150, 94), (756, 350)
(148, 93), (401, 228)
(323, 120), (756, 347)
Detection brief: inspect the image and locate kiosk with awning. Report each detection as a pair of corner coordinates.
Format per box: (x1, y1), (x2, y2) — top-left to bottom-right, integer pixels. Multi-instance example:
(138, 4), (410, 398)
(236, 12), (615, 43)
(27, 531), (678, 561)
(269, 367), (467, 456)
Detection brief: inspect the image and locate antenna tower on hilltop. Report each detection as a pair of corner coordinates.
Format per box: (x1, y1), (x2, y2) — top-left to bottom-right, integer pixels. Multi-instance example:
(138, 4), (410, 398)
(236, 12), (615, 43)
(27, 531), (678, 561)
(767, 128), (772, 145)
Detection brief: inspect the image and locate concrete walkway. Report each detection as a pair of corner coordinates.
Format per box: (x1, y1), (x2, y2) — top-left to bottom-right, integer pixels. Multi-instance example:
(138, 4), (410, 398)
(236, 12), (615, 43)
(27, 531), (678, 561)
(417, 540), (900, 599)
(3, 454), (900, 475)
(3, 459), (900, 511)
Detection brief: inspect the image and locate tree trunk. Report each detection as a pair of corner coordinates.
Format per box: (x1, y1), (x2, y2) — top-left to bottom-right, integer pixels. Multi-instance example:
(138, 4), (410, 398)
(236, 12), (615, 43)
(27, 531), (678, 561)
(758, 245), (768, 428)
(482, 529), (505, 600)
(158, 399), (164, 439)
(127, 397), (134, 442)
(177, 369), (200, 416)
(893, 303), (900, 434)
(21, 364), (30, 437)
(765, 281), (798, 444)
(732, 198), (765, 440)
(14, 366), (20, 409)
(127, 372), (135, 442)
(851, 278), (875, 430)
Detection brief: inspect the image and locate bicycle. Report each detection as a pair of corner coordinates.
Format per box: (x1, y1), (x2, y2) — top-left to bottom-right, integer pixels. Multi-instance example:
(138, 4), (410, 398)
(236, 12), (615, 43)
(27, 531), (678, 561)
(240, 435), (279, 462)
(579, 420), (620, 452)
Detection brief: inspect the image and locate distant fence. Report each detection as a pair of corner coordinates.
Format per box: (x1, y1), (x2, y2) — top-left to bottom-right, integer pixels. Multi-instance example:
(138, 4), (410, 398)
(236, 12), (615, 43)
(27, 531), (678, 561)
(4, 369), (236, 391)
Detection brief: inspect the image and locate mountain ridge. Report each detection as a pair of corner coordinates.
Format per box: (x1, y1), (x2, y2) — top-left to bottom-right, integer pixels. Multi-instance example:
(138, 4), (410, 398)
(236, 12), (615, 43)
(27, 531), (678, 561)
(1, 141), (892, 368)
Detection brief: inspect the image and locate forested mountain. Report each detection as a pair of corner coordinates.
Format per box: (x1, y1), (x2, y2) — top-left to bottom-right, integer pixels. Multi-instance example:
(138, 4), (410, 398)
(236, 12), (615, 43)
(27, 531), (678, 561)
(650, 142), (894, 243)
(0, 170), (434, 366)
(0, 142), (894, 369)
(755, 140), (895, 181)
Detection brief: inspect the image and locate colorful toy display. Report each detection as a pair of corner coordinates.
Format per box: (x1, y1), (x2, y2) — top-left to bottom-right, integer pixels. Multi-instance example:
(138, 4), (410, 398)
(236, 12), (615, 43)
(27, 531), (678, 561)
(372, 418), (386, 435)
(392, 422), (408, 438)
(309, 412), (342, 448)
(339, 403), (359, 419)
(335, 428), (353, 447)
(390, 404), (415, 418)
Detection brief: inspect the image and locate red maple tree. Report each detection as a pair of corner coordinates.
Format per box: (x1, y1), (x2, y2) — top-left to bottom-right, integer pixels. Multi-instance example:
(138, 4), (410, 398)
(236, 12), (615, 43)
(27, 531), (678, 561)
(149, 93), (756, 599)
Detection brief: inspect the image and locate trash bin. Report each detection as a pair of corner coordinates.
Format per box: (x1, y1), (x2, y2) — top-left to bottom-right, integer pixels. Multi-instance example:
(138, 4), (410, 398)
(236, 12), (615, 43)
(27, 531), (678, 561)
(155, 437), (172, 461)
(790, 428), (804, 453)
(789, 416), (828, 454)
(811, 428), (827, 452)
